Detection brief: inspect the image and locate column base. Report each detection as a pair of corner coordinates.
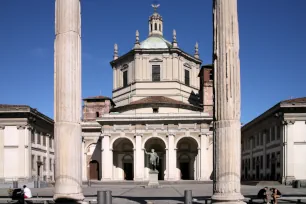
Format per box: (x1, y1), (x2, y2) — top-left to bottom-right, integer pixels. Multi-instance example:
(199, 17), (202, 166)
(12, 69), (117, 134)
(211, 193), (245, 204)
(285, 176), (296, 185)
(53, 193), (85, 203)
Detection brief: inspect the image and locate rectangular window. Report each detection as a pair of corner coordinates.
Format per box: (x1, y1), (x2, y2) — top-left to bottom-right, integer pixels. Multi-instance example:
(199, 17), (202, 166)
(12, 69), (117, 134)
(123, 70), (128, 87)
(50, 159), (52, 171)
(252, 158), (255, 170)
(260, 155), (263, 169)
(43, 136), (46, 146)
(266, 154), (270, 168)
(277, 126), (281, 139)
(184, 69), (190, 86)
(152, 65), (160, 82)
(43, 176), (46, 181)
(31, 131), (35, 143)
(37, 133), (41, 145)
(38, 155), (41, 162)
(260, 132), (264, 145)
(277, 152), (280, 167)
(49, 138), (52, 148)
(32, 155), (35, 170)
(266, 130), (270, 143)
(271, 126), (275, 141)
(43, 157), (46, 171)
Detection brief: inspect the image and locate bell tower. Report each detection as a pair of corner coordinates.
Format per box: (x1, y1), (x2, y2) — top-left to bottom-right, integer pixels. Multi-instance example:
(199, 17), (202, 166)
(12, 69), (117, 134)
(149, 4), (163, 36)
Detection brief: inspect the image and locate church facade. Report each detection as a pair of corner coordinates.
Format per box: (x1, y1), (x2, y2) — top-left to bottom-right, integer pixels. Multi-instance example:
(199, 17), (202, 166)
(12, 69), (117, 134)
(81, 5), (214, 181)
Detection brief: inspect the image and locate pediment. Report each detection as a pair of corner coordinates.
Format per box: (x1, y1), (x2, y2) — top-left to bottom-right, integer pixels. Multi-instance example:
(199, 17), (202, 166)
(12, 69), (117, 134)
(149, 58), (163, 62)
(184, 63), (192, 69)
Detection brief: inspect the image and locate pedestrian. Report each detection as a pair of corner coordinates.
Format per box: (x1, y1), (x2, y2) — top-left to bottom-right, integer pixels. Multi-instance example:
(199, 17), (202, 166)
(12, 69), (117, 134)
(23, 185), (32, 199)
(257, 186), (270, 204)
(270, 188), (282, 204)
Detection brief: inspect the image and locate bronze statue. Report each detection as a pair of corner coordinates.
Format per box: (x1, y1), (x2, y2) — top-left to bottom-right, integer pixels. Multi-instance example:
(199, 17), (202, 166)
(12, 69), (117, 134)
(144, 149), (159, 171)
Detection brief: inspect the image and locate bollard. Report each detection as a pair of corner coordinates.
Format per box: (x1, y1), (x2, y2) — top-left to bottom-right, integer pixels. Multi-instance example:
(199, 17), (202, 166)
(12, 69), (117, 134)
(97, 191), (106, 204)
(105, 190), (112, 204)
(184, 190), (192, 204)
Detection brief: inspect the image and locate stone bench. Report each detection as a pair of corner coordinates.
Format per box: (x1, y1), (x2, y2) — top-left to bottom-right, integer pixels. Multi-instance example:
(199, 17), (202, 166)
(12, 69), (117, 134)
(0, 197), (97, 203)
(245, 196), (306, 204)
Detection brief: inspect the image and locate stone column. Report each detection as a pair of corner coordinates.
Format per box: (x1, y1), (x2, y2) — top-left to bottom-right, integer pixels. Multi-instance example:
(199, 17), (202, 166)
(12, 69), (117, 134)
(167, 133), (176, 180)
(0, 126), (4, 178)
(212, 0), (244, 203)
(134, 134), (144, 181)
(53, 0), (84, 202)
(101, 135), (112, 180)
(285, 120), (295, 184)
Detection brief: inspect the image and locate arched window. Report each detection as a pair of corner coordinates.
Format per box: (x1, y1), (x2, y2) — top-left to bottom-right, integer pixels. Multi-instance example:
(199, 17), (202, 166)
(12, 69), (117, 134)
(96, 112), (99, 117)
(154, 23), (157, 31)
(159, 24), (161, 31)
(150, 23), (152, 32)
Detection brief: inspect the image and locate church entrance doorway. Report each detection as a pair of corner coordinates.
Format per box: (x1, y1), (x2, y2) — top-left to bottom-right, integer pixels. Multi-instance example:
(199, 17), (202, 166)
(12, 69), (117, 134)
(180, 162), (190, 180)
(113, 138), (134, 181)
(123, 155), (134, 180)
(176, 137), (199, 180)
(89, 160), (99, 180)
(144, 137), (166, 180)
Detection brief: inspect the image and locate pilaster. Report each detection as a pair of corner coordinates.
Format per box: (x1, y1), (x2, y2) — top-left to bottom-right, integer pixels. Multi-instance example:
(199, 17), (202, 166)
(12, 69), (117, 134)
(101, 135), (112, 180)
(167, 133), (176, 180)
(46, 133), (51, 180)
(0, 126), (5, 178)
(134, 134), (144, 181)
(199, 133), (208, 180)
(285, 120), (295, 184)
(17, 125), (27, 178)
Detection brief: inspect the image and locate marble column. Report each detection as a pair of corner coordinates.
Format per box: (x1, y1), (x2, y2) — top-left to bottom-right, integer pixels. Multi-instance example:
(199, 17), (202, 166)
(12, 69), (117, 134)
(212, 0), (244, 203)
(134, 134), (144, 181)
(0, 126), (4, 178)
(53, 0), (84, 202)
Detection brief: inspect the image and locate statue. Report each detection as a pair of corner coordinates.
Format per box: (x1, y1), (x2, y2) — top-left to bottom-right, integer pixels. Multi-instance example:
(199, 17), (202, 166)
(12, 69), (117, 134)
(144, 149), (159, 171)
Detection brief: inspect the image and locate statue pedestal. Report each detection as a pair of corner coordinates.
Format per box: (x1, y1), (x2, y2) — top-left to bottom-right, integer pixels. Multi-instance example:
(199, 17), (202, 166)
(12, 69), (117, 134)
(147, 170), (159, 188)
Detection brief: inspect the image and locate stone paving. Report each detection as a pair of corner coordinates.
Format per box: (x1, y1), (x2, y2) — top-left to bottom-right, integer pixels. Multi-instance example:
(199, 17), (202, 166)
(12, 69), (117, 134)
(1, 184), (306, 203)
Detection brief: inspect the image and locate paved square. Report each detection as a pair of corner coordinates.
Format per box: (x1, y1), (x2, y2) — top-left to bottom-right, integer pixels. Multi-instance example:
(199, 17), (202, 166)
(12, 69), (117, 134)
(1, 184), (306, 203)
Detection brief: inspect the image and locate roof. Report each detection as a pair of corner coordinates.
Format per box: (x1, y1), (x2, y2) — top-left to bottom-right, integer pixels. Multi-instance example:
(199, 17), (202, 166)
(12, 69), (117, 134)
(140, 36), (172, 49)
(242, 96), (306, 132)
(112, 96), (202, 113)
(0, 104), (54, 124)
(130, 96), (187, 106)
(281, 97), (306, 104)
(83, 95), (115, 106)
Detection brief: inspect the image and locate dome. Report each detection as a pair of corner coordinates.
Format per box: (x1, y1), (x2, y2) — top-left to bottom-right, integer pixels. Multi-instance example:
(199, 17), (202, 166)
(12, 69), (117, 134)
(140, 36), (172, 49)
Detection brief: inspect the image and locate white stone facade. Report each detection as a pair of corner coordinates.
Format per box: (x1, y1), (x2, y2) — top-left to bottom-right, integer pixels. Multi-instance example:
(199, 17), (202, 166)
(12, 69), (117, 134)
(81, 5), (214, 182)
(0, 105), (55, 182)
(241, 97), (306, 185)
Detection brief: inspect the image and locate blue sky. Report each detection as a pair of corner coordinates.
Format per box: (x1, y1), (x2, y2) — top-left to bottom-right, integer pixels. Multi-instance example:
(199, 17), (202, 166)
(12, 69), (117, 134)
(0, 0), (305, 124)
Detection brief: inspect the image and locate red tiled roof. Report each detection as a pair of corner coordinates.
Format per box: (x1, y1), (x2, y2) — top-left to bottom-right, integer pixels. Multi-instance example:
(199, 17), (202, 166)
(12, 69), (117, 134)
(83, 95), (111, 100)
(130, 96), (190, 106)
(281, 97), (306, 104)
(0, 104), (29, 108)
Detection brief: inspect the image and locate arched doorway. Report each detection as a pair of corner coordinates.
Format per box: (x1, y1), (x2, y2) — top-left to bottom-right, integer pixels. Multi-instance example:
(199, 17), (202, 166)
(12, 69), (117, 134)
(89, 160), (99, 180)
(144, 137), (166, 180)
(176, 137), (198, 180)
(113, 138), (134, 180)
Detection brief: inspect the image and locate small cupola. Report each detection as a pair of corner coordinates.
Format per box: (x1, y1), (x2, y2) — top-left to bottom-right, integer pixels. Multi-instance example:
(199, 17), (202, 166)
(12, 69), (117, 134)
(149, 4), (163, 36)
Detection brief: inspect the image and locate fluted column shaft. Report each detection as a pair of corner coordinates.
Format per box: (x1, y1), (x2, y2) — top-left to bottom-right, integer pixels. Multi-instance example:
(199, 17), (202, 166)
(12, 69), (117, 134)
(53, 0), (84, 202)
(212, 0), (244, 203)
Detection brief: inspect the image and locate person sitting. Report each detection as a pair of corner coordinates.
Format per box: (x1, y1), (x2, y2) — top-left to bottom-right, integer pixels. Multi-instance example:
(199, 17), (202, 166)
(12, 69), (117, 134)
(270, 188), (282, 204)
(23, 185), (32, 198)
(257, 187), (270, 204)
